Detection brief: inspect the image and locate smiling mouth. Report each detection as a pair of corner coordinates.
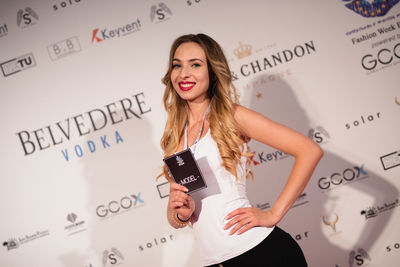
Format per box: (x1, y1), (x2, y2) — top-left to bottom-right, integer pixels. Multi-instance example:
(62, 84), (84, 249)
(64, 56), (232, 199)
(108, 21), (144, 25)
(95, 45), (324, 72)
(179, 82), (195, 91)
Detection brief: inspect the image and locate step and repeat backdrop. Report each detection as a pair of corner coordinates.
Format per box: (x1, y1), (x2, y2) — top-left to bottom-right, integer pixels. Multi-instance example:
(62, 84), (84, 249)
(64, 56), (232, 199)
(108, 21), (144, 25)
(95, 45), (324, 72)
(1, 0), (399, 266)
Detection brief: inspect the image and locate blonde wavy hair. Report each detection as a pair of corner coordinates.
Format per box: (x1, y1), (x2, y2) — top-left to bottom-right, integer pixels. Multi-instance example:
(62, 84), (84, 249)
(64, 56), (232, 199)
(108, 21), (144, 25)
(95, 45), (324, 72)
(159, 33), (253, 181)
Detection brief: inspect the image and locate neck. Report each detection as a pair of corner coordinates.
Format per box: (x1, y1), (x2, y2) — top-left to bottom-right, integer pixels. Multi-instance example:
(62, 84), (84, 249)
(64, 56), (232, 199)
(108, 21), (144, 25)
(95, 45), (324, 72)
(187, 99), (210, 126)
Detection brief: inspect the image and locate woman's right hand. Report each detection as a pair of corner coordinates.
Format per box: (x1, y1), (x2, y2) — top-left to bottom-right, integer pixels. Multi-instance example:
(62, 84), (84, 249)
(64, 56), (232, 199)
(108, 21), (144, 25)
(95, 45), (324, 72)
(168, 182), (195, 221)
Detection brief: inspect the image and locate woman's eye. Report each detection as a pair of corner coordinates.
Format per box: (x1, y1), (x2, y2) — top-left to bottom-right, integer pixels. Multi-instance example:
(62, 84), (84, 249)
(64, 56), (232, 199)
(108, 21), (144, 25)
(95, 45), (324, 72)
(172, 64), (181, 69)
(192, 63), (201, 68)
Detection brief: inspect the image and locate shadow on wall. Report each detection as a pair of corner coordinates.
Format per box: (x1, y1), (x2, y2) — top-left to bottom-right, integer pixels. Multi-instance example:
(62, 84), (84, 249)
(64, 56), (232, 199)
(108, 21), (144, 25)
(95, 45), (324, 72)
(56, 103), (185, 266)
(243, 73), (399, 267)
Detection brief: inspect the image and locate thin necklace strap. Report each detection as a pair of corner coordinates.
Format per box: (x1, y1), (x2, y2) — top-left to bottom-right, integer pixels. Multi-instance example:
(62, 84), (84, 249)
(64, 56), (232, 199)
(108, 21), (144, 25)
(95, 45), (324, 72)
(184, 104), (211, 154)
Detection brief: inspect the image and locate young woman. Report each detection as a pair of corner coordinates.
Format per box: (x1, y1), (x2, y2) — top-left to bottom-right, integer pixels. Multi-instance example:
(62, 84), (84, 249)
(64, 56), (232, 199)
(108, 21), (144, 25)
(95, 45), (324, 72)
(159, 33), (323, 267)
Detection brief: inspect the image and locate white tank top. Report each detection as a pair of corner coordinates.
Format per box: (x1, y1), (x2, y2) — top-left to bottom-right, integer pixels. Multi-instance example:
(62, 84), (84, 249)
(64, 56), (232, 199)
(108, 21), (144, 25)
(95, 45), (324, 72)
(189, 129), (274, 266)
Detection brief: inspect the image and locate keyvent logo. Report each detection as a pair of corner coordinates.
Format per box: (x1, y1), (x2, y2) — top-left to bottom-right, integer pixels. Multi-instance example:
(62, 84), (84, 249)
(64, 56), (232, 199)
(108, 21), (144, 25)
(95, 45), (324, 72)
(92, 19), (141, 43)
(252, 149), (289, 165)
(1, 53), (36, 77)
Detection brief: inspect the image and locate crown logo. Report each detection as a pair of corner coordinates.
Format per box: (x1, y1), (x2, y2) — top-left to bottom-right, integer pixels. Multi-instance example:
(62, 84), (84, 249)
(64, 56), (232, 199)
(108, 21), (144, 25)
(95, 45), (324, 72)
(176, 156), (184, 166)
(234, 42), (252, 59)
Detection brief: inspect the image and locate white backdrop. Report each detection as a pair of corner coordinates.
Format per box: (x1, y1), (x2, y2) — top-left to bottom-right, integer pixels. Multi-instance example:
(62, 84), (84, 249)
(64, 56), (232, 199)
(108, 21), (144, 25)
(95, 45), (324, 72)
(1, 1), (399, 266)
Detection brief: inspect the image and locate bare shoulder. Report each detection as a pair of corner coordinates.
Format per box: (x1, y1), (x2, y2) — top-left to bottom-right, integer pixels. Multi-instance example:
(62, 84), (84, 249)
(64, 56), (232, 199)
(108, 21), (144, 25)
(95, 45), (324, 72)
(233, 104), (322, 157)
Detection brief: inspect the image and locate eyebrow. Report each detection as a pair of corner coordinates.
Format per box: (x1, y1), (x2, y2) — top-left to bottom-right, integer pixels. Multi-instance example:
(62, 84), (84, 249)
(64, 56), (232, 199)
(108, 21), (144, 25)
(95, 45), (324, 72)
(172, 58), (205, 62)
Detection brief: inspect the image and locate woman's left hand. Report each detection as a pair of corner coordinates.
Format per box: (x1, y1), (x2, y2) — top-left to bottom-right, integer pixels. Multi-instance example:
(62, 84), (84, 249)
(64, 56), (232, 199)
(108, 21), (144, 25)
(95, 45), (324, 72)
(224, 207), (280, 235)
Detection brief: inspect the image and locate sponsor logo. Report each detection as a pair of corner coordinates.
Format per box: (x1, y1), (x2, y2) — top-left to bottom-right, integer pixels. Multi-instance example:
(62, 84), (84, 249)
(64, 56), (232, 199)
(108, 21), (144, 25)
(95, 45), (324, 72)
(386, 241), (400, 252)
(345, 112), (381, 129)
(292, 192), (309, 208)
(349, 248), (371, 266)
(138, 234), (174, 251)
(361, 42), (400, 71)
(2, 230), (50, 251)
(234, 42), (252, 59)
(322, 213), (342, 235)
(252, 149), (289, 166)
(256, 202), (271, 210)
(15, 92), (151, 161)
(150, 2), (172, 23)
(292, 231), (309, 241)
(342, 0), (400, 18)
(0, 23), (8, 37)
(176, 155), (184, 166)
(318, 164), (368, 191)
(394, 96), (400, 106)
(361, 198), (400, 219)
(53, 0), (82, 11)
(241, 69), (293, 92)
(1, 53), (36, 77)
(92, 19), (141, 43)
(64, 213), (87, 235)
(233, 41), (316, 79)
(102, 248), (124, 267)
(395, 96), (400, 106)
(187, 0), (202, 6)
(47, 36), (81, 61)
(380, 150), (400, 170)
(156, 181), (170, 198)
(17, 7), (39, 28)
(2, 238), (19, 250)
(308, 126), (330, 144)
(96, 193), (145, 219)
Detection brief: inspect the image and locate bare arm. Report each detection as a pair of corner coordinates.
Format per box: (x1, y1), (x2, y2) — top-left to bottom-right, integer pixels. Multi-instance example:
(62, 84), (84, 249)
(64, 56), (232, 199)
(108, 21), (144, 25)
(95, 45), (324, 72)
(224, 105), (323, 234)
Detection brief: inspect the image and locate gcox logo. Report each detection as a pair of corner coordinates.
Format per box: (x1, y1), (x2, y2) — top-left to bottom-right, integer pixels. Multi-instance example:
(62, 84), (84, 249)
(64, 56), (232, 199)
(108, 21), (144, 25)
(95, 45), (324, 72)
(318, 164), (367, 190)
(361, 42), (400, 70)
(96, 193), (144, 218)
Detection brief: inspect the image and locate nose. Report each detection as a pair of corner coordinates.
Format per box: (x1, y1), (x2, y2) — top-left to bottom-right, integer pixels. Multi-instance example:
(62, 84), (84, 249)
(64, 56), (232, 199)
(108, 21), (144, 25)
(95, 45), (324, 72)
(179, 64), (190, 79)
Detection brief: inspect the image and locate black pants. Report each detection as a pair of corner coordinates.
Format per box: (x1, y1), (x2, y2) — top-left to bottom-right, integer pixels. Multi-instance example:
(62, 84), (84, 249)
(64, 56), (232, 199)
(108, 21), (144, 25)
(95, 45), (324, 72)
(206, 226), (307, 267)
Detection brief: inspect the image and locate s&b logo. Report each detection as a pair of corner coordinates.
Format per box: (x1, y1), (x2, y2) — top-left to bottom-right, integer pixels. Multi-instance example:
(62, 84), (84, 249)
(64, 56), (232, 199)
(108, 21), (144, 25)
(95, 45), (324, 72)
(150, 3), (172, 23)
(17, 7), (39, 28)
(362, 42), (400, 71)
(342, 0), (400, 17)
(308, 126), (330, 144)
(102, 248), (124, 266)
(318, 164), (368, 190)
(96, 193), (145, 219)
(349, 248), (371, 266)
(2, 238), (19, 251)
(1, 53), (36, 77)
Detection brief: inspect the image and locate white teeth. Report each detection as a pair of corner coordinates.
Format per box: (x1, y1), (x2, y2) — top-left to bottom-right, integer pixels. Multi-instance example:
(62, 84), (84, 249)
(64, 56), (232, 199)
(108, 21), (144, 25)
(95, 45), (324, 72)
(180, 83), (194, 88)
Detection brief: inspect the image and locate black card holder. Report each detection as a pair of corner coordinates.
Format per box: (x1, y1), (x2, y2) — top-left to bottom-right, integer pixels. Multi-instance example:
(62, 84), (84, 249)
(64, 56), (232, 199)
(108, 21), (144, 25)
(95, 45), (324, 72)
(163, 149), (207, 194)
